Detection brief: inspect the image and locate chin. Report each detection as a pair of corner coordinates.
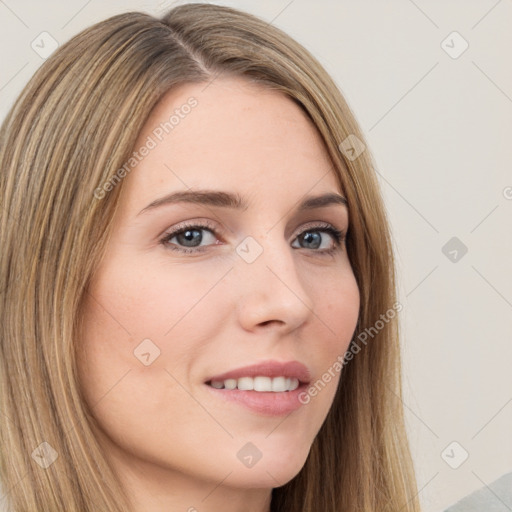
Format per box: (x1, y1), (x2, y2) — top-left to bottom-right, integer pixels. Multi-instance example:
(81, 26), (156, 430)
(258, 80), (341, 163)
(227, 466), (305, 490)
(225, 447), (310, 489)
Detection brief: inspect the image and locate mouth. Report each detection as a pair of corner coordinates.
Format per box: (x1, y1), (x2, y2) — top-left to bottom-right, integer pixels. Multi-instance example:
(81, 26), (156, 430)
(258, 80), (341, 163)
(205, 376), (304, 392)
(203, 360), (311, 416)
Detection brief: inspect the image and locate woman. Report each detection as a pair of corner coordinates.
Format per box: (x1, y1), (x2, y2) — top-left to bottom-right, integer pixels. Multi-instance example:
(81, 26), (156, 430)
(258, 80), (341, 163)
(0, 3), (420, 511)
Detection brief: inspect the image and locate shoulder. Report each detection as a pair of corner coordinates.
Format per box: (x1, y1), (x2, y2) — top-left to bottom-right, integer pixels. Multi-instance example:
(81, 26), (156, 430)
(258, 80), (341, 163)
(444, 472), (512, 511)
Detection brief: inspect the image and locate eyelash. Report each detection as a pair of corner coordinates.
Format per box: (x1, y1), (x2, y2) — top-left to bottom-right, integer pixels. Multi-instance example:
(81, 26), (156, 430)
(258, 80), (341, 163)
(159, 220), (346, 256)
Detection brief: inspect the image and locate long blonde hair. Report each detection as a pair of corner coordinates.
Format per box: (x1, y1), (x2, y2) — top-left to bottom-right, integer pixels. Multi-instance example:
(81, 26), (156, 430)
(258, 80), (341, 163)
(0, 3), (420, 511)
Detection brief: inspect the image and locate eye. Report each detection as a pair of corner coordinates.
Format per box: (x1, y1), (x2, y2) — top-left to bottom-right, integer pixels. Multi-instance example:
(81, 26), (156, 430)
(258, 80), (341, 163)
(291, 223), (345, 255)
(160, 222), (220, 254)
(160, 220), (346, 256)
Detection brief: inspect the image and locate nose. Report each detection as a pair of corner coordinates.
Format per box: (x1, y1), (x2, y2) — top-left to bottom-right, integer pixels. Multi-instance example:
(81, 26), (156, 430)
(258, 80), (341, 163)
(234, 236), (314, 334)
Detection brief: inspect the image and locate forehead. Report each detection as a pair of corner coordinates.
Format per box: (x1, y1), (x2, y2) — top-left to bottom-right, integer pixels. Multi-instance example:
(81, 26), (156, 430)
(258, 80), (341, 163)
(121, 76), (341, 212)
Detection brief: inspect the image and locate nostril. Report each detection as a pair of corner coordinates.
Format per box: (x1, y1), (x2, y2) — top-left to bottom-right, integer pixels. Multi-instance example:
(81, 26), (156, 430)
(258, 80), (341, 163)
(258, 319), (285, 328)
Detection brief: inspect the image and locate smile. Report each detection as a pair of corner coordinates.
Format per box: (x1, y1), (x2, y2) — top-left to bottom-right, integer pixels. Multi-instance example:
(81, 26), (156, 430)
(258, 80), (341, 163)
(207, 376), (300, 392)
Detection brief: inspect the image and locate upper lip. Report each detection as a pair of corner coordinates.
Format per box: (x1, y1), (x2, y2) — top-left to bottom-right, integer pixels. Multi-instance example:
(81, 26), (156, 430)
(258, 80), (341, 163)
(205, 360), (311, 384)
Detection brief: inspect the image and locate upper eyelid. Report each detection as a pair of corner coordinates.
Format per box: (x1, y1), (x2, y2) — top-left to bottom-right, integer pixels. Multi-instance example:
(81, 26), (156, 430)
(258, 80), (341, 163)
(165, 219), (339, 232)
(163, 220), (218, 238)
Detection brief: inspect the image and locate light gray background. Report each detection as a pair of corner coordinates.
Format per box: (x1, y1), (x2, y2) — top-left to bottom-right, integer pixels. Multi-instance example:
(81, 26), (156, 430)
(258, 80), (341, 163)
(1, 1), (511, 511)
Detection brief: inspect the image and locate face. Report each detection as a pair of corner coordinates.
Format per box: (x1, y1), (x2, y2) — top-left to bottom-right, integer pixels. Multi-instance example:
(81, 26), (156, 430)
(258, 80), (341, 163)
(78, 77), (360, 495)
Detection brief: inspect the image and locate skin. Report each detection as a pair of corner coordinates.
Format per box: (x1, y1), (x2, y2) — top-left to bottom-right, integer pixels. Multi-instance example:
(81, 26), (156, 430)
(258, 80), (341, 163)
(78, 76), (360, 512)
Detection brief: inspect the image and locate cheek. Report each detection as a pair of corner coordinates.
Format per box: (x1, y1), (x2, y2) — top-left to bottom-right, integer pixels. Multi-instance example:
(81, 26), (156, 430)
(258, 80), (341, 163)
(76, 262), (225, 465)
(77, 257), (235, 403)
(312, 267), (359, 372)
(309, 264), (360, 349)
(85, 256), (231, 342)
(290, 264), (359, 417)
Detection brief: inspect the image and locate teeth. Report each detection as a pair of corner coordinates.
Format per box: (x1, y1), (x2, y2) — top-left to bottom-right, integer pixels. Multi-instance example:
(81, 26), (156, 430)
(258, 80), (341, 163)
(224, 378), (237, 390)
(238, 376), (253, 391)
(209, 376), (300, 392)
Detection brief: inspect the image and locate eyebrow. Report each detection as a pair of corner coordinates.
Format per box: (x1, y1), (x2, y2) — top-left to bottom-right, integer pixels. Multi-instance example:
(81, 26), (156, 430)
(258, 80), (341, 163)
(137, 189), (348, 216)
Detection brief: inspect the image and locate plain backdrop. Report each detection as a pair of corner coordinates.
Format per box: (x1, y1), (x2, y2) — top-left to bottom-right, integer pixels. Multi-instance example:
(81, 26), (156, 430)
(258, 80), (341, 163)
(1, 1), (511, 511)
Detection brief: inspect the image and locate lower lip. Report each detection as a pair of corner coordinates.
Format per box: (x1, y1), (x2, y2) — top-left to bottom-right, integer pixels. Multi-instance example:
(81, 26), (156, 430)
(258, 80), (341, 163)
(204, 383), (309, 416)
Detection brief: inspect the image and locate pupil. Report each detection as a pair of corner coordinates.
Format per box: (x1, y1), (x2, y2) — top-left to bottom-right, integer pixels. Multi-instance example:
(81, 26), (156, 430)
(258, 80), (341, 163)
(177, 229), (202, 247)
(302, 231), (320, 249)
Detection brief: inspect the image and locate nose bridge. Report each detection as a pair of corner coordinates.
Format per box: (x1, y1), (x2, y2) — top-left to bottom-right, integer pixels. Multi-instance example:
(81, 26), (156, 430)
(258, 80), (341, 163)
(233, 230), (314, 329)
